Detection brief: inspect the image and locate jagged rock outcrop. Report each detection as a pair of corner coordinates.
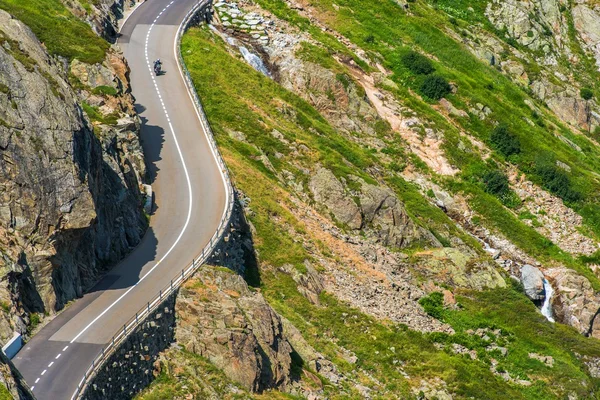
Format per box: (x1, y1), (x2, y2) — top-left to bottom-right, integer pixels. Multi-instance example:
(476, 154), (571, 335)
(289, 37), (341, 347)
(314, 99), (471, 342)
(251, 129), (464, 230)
(359, 179), (426, 248)
(573, 4), (600, 70)
(175, 267), (296, 393)
(0, 9), (146, 340)
(486, 0), (566, 55)
(0, 351), (34, 400)
(309, 167), (429, 248)
(63, 0), (143, 43)
(545, 267), (600, 338)
(278, 58), (379, 136)
(469, 0), (600, 131)
(530, 78), (592, 129)
(520, 264), (545, 301)
(281, 261), (323, 305)
(309, 167), (362, 229)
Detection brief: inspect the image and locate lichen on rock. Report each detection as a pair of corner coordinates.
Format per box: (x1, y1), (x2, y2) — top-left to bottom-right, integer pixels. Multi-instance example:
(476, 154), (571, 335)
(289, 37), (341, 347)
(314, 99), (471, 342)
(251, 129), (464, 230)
(412, 247), (506, 290)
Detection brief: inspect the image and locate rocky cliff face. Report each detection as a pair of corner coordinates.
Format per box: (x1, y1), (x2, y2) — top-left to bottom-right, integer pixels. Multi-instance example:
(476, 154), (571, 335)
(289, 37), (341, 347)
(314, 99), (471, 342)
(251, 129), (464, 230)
(0, 351), (34, 400)
(63, 0), (143, 42)
(308, 167), (432, 248)
(477, 0), (600, 132)
(0, 7), (146, 342)
(176, 267), (296, 393)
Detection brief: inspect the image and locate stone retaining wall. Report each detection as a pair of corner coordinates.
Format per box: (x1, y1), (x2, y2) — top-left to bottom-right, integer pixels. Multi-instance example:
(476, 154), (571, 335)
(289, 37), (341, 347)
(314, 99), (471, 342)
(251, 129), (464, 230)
(81, 293), (177, 400)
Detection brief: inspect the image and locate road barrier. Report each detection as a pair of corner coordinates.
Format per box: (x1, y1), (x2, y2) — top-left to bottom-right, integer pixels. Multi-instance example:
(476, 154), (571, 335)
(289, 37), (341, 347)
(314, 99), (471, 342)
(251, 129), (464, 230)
(71, 1), (234, 398)
(2, 332), (22, 360)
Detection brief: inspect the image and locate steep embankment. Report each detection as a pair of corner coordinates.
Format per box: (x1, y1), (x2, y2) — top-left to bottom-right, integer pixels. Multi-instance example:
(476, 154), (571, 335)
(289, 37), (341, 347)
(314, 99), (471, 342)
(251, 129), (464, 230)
(0, 0), (147, 375)
(137, 0), (600, 397)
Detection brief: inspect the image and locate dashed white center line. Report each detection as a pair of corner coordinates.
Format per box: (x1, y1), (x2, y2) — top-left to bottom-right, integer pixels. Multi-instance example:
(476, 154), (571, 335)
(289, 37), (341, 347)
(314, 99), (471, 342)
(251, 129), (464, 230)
(41, 369), (47, 376)
(35, 378), (40, 384)
(52, 0), (219, 398)
(56, 353), (61, 359)
(48, 362), (54, 368)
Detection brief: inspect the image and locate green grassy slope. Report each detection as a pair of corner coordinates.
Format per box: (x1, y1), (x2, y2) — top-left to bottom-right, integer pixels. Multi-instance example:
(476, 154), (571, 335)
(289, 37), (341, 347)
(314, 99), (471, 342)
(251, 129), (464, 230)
(253, 0), (600, 289)
(177, 26), (600, 399)
(0, 0), (108, 63)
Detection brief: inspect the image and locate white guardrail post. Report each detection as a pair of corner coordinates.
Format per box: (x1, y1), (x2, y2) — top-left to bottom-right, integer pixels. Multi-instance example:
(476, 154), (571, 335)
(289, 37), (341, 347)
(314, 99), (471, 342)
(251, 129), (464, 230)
(70, 1), (234, 399)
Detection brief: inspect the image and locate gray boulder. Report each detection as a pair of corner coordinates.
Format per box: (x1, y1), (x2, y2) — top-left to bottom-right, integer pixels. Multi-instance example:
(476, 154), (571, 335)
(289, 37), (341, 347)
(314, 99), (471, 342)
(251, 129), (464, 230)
(309, 168), (362, 229)
(359, 182), (424, 248)
(520, 265), (545, 301)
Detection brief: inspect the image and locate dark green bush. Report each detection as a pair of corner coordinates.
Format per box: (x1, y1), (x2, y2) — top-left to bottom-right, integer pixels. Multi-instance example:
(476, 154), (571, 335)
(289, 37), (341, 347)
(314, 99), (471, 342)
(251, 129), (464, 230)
(490, 124), (521, 157)
(482, 170), (510, 196)
(401, 50), (434, 75)
(418, 292), (445, 320)
(535, 157), (582, 203)
(581, 87), (594, 101)
(420, 75), (451, 100)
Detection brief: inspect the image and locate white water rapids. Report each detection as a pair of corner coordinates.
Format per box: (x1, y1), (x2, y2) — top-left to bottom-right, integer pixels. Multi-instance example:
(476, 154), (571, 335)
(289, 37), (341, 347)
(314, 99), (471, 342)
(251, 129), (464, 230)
(239, 46), (271, 77)
(541, 278), (555, 323)
(213, 27), (272, 78)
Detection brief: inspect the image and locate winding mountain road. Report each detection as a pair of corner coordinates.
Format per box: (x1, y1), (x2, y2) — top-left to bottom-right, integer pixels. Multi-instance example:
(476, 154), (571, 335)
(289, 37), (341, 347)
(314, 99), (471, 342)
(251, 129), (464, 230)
(13, 0), (227, 398)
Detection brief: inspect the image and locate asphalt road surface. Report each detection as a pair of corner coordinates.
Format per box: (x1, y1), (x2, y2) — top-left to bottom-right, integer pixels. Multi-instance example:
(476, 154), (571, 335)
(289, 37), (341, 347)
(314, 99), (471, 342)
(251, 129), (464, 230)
(13, 0), (227, 398)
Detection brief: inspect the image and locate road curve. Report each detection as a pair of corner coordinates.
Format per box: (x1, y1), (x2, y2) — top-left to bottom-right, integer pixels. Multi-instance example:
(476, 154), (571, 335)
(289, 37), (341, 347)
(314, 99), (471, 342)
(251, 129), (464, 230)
(13, 1), (227, 398)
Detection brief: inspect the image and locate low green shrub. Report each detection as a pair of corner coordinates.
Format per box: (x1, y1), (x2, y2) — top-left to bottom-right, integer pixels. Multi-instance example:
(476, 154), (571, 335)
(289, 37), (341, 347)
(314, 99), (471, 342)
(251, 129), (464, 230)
(490, 124), (521, 157)
(535, 156), (582, 203)
(482, 170), (510, 196)
(581, 87), (594, 101)
(92, 85), (118, 96)
(82, 102), (119, 125)
(420, 74), (451, 100)
(401, 50), (435, 75)
(418, 292), (445, 320)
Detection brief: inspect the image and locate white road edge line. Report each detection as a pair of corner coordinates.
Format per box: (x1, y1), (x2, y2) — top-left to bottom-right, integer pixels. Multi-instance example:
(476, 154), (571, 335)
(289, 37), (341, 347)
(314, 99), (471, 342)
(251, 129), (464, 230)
(174, 5), (229, 221)
(68, 0), (230, 397)
(69, 0), (195, 345)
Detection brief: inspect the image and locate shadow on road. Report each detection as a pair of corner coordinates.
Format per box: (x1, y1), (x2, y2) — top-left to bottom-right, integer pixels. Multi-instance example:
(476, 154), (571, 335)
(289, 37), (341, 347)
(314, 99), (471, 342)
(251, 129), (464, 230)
(136, 103), (165, 187)
(87, 226), (158, 293)
(83, 104), (166, 294)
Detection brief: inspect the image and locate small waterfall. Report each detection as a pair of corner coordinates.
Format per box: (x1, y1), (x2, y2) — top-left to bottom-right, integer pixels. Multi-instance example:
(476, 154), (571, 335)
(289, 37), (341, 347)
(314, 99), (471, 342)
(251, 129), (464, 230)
(211, 25), (271, 77)
(239, 46), (271, 77)
(541, 278), (555, 323)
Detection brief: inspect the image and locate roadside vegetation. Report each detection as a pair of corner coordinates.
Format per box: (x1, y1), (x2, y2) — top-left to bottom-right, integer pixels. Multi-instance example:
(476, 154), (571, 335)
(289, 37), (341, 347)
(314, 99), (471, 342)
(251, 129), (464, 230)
(0, 384), (12, 400)
(0, 0), (109, 63)
(180, 26), (600, 399)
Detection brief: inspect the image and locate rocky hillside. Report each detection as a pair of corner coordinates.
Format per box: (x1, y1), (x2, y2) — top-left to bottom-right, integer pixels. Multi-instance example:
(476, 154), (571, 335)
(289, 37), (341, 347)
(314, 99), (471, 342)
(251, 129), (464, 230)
(5, 0), (600, 399)
(135, 0), (600, 399)
(0, 0), (147, 349)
